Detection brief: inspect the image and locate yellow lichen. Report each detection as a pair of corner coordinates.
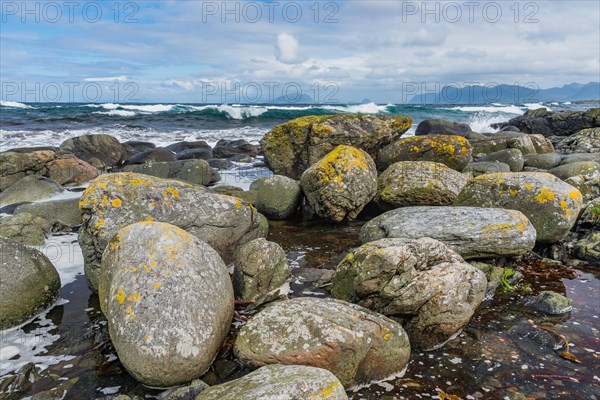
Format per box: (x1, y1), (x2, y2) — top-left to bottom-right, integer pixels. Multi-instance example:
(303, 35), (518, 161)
(116, 287), (125, 304)
(535, 188), (556, 203)
(311, 381), (340, 399)
(111, 198), (122, 208)
(153, 283), (161, 289)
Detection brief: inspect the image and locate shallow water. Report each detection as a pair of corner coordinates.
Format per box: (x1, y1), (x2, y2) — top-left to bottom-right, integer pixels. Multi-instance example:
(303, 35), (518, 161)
(1, 219), (599, 399)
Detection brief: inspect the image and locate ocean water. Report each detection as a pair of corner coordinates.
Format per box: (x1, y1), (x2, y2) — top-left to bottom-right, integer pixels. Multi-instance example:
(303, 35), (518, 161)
(0, 100), (593, 151)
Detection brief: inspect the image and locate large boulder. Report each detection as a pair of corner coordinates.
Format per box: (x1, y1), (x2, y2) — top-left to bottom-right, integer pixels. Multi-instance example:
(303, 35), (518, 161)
(122, 148), (177, 166)
(524, 153), (562, 169)
(0, 237), (61, 329)
(495, 108), (600, 137)
(254, 175), (302, 219)
(212, 139), (258, 159)
(469, 134), (537, 156)
(14, 198), (82, 227)
(166, 140), (211, 154)
(378, 135), (472, 171)
(554, 128), (600, 154)
(300, 145), (377, 222)
(480, 149), (525, 172)
(415, 119), (471, 136)
(0, 175), (63, 207)
(359, 206), (536, 259)
(78, 173), (266, 292)
(196, 365), (348, 400)
(120, 159), (220, 186)
(176, 148), (213, 161)
(0, 213), (52, 245)
(549, 161), (600, 180)
(60, 134), (128, 168)
(454, 172), (584, 243)
(331, 238), (486, 350)
(234, 297), (410, 387)
(98, 222), (234, 387)
(233, 238), (291, 303)
(560, 153), (600, 165)
(0, 150), (98, 190)
(376, 161), (468, 207)
(261, 114), (412, 179)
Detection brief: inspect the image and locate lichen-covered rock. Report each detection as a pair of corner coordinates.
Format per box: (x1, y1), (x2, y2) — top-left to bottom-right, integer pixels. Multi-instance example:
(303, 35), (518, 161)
(98, 222), (233, 387)
(360, 206), (535, 259)
(555, 128), (600, 154)
(463, 161), (511, 176)
(469, 134), (537, 156)
(78, 173), (266, 292)
(14, 198), (82, 228)
(255, 175), (302, 219)
(574, 232), (600, 262)
(261, 114), (412, 179)
(523, 291), (573, 315)
(211, 185), (257, 205)
(300, 145), (377, 222)
(0, 213), (52, 245)
(549, 161), (600, 180)
(565, 174), (600, 202)
(0, 175), (63, 207)
(331, 238), (486, 350)
(196, 364), (348, 400)
(119, 159), (220, 186)
(233, 238), (291, 303)
(524, 153), (562, 169)
(234, 297), (410, 387)
(378, 135), (472, 171)
(0, 237), (61, 329)
(377, 161), (468, 207)
(164, 379), (209, 400)
(454, 172), (584, 243)
(59, 134), (127, 167)
(480, 149), (525, 172)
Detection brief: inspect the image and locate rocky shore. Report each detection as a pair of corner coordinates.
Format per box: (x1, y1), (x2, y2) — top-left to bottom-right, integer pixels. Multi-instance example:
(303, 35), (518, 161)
(1, 109), (598, 399)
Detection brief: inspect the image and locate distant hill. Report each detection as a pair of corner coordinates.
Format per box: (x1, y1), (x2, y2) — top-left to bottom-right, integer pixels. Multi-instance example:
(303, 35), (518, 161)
(408, 82), (600, 104)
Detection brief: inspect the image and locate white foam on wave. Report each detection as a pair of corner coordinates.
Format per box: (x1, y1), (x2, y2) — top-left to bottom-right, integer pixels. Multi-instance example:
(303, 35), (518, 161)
(468, 114), (515, 133)
(190, 104), (269, 119)
(93, 109), (137, 117)
(0, 100), (32, 109)
(322, 102), (392, 114)
(444, 105), (525, 114)
(524, 102), (552, 111)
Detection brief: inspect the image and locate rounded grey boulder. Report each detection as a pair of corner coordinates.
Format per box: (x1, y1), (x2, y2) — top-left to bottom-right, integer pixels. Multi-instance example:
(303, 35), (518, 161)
(98, 221), (234, 387)
(233, 238), (292, 303)
(360, 206), (536, 259)
(196, 364), (348, 400)
(234, 297), (410, 387)
(78, 172), (266, 292)
(524, 153), (562, 170)
(255, 175), (302, 219)
(377, 161), (468, 207)
(454, 172), (584, 243)
(0, 175), (63, 207)
(300, 145), (377, 223)
(0, 237), (61, 329)
(480, 148), (525, 172)
(331, 237), (487, 350)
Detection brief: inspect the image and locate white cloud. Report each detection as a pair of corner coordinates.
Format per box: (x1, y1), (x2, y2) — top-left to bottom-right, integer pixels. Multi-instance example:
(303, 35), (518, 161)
(275, 33), (305, 64)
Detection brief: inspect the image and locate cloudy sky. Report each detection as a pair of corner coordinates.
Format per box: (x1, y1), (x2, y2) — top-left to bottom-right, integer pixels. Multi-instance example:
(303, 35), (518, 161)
(1, 0), (599, 103)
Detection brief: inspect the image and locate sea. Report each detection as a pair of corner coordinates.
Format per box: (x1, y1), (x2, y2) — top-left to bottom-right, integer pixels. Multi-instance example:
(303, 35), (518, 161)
(1, 100), (596, 151)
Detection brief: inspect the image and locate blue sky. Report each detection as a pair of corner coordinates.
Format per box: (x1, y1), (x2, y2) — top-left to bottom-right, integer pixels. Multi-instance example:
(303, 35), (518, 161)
(1, 0), (599, 103)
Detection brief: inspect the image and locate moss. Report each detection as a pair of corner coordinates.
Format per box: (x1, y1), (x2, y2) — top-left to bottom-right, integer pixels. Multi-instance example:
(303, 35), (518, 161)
(500, 268), (516, 291)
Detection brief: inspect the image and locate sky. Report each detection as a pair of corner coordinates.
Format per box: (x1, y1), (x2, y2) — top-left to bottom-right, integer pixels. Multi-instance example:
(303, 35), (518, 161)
(1, 0), (599, 103)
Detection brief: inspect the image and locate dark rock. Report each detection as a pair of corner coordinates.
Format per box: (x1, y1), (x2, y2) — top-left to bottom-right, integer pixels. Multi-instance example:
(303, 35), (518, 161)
(415, 119), (471, 136)
(176, 148), (213, 161)
(123, 141), (156, 153)
(166, 141), (211, 154)
(0, 212), (52, 245)
(213, 139), (258, 159)
(208, 159), (234, 170)
(494, 108), (600, 137)
(120, 159), (220, 186)
(122, 148), (176, 166)
(59, 134), (127, 167)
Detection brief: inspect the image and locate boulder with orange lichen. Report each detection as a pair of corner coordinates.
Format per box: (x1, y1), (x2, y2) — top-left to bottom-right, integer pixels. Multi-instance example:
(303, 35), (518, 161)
(300, 145), (377, 223)
(359, 206), (536, 259)
(196, 364), (348, 400)
(331, 237), (487, 350)
(78, 172), (267, 292)
(454, 172), (584, 243)
(98, 221), (233, 387)
(377, 134), (472, 171)
(260, 114), (412, 179)
(234, 297), (410, 387)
